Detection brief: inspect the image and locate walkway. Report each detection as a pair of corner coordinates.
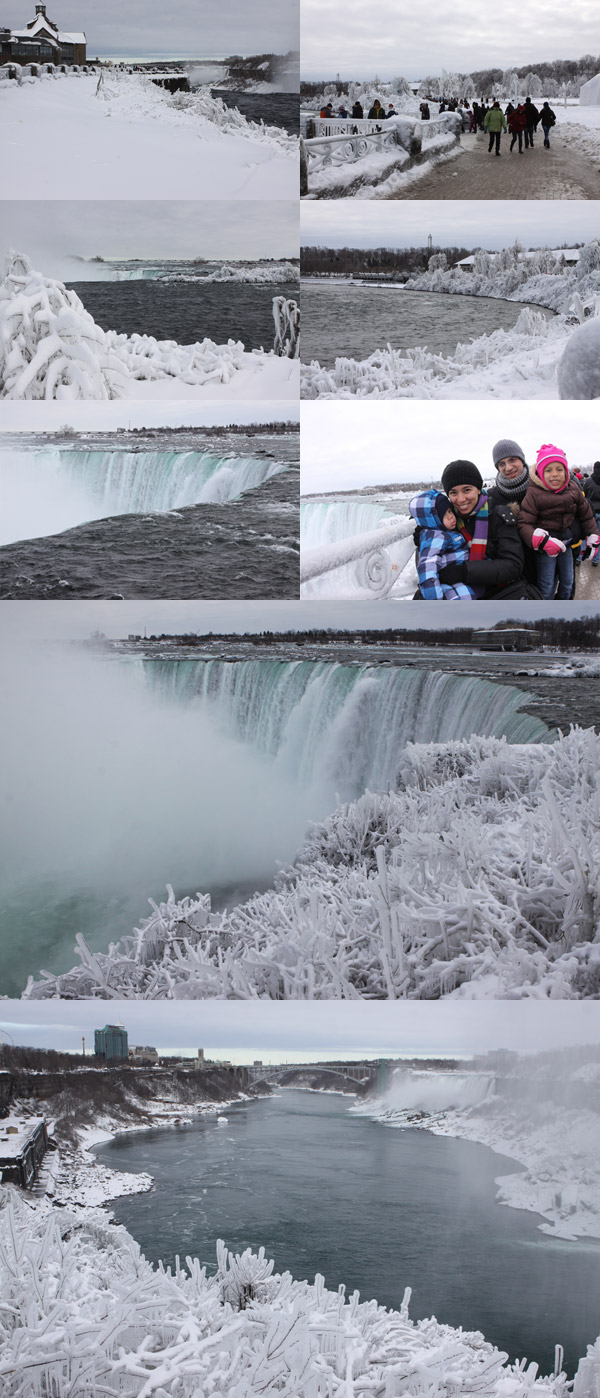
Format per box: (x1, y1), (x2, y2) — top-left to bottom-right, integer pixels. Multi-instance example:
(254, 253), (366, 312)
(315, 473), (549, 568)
(392, 129), (600, 199)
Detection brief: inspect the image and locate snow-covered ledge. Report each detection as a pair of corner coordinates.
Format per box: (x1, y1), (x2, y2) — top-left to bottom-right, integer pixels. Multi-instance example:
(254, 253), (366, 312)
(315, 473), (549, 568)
(301, 112), (461, 197)
(301, 517), (416, 597)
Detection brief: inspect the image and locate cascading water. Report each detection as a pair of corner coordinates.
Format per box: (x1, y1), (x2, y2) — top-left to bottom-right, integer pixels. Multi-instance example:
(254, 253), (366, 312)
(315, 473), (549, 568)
(301, 498), (402, 548)
(379, 1070), (496, 1114)
(0, 447), (286, 545)
(146, 658), (552, 803)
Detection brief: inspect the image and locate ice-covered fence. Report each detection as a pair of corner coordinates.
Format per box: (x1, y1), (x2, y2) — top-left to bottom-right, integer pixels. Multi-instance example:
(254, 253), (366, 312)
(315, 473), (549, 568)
(273, 296), (300, 358)
(301, 516), (416, 597)
(301, 112), (461, 193)
(0, 61), (97, 84)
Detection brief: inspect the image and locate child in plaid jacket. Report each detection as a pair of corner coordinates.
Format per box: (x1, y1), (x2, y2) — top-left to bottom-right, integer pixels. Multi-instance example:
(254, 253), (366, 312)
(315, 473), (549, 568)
(409, 490), (484, 600)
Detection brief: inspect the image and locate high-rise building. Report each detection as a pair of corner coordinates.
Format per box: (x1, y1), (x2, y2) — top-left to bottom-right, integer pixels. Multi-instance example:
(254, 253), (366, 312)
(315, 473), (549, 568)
(94, 1025), (129, 1062)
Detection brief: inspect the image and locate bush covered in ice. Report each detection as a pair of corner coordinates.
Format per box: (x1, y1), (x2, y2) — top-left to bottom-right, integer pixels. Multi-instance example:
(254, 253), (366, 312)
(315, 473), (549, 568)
(25, 728), (600, 1001)
(0, 1186), (589, 1397)
(0, 253), (250, 399)
(406, 240), (600, 316)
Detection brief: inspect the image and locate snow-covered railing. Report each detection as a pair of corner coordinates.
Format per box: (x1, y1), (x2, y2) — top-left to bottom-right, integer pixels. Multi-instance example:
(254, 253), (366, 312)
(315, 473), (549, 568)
(301, 517), (415, 597)
(0, 61), (97, 84)
(273, 295), (300, 358)
(301, 112), (460, 192)
(303, 115), (395, 137)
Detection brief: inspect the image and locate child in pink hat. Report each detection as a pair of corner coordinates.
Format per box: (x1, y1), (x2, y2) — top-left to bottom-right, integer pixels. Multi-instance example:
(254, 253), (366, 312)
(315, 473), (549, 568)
(517, 444), (598, 598)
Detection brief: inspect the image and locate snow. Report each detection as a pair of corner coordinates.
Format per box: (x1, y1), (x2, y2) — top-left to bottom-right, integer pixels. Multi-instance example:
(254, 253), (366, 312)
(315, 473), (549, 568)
(0, 71), (298, 199)
(358, 1049), (600, 1243)
(557, 317), (600, 398)
(0, 1182), (594, 1397)
(0, 254), (299, 401)
(24, 727), (600, 1001)
(579, 75), (600, 106)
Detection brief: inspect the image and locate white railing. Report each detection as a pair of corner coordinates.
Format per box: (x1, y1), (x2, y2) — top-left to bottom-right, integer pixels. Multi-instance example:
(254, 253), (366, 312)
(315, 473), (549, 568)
(301, 518), (416, 598)
(301, 111), (461, 191)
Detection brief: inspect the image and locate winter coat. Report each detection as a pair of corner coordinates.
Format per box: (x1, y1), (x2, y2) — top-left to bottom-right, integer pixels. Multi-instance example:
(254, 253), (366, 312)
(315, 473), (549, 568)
(484, 107), (507, 133)
(583, 467), (600, 514)
(517, 467), (597, 547)
(422, 498), (525, 598)
(487, 483), (538, 585)
(508, 106), (527, 133)
(368, 103), (385, 119)
(540, 104), (556, 127)
(352, 102), (364, 118)
(410, 491), (478, 601)
(524, 101), (539, 128)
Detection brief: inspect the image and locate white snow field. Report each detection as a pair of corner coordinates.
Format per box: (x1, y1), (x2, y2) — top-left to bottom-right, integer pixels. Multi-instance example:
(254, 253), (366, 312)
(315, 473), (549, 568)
(301, 241), (600, 400)
(24, 727), (600, 1000)
(0, 255), (299, 401)
(0, 70), (298, 200)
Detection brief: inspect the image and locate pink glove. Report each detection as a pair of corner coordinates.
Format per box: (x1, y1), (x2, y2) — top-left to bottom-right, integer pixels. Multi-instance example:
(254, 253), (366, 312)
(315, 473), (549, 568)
(532, 529), (566, 556)
(586, 535), (599, 549)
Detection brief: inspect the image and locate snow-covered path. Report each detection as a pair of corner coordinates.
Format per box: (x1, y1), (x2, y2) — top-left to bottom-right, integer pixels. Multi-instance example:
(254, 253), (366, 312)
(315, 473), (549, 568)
(0, 74), (298, 200)
(390, 128), (600, 199)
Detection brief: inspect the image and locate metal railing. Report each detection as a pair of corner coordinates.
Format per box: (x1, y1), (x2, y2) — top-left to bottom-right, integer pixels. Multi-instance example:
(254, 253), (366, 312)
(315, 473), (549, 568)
(300, 111), (461, 193)
(301, 518), (416, 598)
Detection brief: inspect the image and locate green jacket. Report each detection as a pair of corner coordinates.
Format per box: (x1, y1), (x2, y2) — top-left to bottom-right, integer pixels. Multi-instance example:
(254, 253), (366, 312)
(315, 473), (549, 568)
(484, 107), (507, 133)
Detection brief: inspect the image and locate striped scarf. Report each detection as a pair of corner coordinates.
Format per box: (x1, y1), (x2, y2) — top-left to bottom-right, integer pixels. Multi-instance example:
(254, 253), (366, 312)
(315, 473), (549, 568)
(494, 464), (530, 505)
(457, 492), (489, 559)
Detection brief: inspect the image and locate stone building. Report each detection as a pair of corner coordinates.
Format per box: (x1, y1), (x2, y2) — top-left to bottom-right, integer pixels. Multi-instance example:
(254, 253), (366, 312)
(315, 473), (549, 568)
(0, 4), (86, 66)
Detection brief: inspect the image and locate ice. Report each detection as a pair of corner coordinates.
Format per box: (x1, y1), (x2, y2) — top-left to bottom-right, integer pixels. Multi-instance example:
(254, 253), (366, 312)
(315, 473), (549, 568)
(0, 1185), (591, 1397)
(0, 254), (299, 401)
(24, 727), (600, 1001)
(557, 317), (600, 399)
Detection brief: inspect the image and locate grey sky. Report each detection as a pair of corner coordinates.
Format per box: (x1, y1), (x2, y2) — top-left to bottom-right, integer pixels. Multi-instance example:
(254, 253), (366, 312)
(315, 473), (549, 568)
(2, 1001), (600, 1061)
(8, 0), (298, 59)
(2, 202), (298, 281)
(301, 400), (600, 492)
(301, 0), (598, 79)
(0, 598), (598, 643)
(301, 201), (599, 253)
(0, 404), (299, 431)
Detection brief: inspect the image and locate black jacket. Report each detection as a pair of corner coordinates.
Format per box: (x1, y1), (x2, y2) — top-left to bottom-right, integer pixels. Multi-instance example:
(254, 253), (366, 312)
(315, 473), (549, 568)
(486, 485), (538, 586)
(436, 501), (526, 598)
(584, 473), (600, 513)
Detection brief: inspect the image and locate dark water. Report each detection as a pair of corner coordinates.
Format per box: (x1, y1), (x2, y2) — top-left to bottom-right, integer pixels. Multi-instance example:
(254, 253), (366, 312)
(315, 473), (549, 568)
(300, 282), (555, 366)
(210, 90), (300, 134)
(67, 281), (299, 349)
(96, 1091), (600, 1375)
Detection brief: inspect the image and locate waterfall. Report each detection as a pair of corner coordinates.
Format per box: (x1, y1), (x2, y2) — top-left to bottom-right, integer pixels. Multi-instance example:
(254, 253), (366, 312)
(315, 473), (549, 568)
(0, 447), (286, 544)
(146, 658), (552, 802)
(301, 499), (402, 548)
(383, 1070), (495, 1112)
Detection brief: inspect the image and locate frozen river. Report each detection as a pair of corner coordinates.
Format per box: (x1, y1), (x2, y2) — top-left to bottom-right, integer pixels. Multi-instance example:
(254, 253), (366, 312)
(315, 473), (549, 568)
(96, 1090), (600, 1374)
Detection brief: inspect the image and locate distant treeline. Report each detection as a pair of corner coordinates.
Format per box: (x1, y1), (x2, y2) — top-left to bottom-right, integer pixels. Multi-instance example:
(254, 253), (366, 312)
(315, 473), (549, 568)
(470, 55), (600, 90)
(301, 245), (472, 276)
(130, 619), (600, 649)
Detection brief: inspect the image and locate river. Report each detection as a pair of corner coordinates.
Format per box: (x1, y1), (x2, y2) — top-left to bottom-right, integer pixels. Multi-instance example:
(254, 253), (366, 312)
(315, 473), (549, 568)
(95, 1090), (600, 1375)
(300, 282), (555, 366)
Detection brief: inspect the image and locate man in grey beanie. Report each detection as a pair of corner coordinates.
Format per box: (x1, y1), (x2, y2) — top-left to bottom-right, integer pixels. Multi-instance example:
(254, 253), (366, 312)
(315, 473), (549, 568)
(488, 438), (530, 513)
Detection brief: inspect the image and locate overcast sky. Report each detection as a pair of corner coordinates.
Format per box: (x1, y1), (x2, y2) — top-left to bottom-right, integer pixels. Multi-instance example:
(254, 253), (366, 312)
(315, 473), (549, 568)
(0, 598), (598, 643)
(0, 403), (298, 431)
(2, 1001), (600, 1060)
(301, 202), (598, 253)
(9, 0), (298, 59)
(2, 202), (298, 281)
(301, 0), (598, 79)
(301, 401), (600, 492)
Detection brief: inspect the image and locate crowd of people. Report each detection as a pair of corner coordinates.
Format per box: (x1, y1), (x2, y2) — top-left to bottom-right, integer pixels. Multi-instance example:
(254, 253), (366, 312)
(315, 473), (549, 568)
(409, 445), (600, 601)
(316, 94), (557, 156)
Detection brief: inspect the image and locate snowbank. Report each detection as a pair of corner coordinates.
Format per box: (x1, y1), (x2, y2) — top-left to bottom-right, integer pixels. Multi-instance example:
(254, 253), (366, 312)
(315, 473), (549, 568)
(0, 71), (298, 200)
(0, 1185), (592, 1397)
(24, 728), (600, 1000)
(359, 1049), (600, 1242)
(0, 254), (299, 401)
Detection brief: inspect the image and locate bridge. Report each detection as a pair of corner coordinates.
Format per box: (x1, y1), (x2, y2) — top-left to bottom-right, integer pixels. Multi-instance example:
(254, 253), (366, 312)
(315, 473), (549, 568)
(248, 1060), (391, 1091)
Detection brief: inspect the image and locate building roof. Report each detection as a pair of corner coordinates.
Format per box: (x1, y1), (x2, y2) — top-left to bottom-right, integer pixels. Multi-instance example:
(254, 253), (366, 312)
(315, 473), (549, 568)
(11, 15), (86, 43)
(456, 249), (580, 267)
(0, 1117), (45, 1161)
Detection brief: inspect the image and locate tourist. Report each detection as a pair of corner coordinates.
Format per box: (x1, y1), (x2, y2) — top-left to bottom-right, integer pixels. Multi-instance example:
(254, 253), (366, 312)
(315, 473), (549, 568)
(320, 102), (333, 119)
(487, 439), (539, 584)
(524, 97), (539, 148)
(540, 102), (556, 147)
(420, 101), (431, 120)
(352, 99), (364, 118)
(583, 462), (600, 566)
(517, 445), (598, 599)
(409, 490), (484, 600)
(426, 461), (530, 600)
(508, 104), (527, 153)
(484, 101), (507, 156)
(387, 103), (398, 117)
(337, 104), (349, 118)
(368, 98), (386, 120)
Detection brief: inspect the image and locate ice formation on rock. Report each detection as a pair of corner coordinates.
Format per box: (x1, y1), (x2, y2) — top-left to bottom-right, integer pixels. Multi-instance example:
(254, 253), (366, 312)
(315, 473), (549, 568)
(25, 728), (600, 1000)
(557, 316), (600, 398)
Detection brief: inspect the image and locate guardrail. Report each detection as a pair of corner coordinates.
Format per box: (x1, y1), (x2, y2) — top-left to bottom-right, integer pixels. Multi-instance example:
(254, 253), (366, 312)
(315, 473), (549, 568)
(300, 112), (461, 194)
(301, 518), (416, 598)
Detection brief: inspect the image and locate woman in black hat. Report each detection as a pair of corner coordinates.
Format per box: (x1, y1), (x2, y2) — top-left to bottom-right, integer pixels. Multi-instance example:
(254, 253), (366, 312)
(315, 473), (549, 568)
(420, 459), (530, 599)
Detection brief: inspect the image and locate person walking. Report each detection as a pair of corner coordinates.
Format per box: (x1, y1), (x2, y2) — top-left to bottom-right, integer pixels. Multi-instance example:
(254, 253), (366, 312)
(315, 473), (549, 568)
(484, 101), (507, 155)
(524, 97), (539, 148)
(540, 101), (556, 148)
(583, 461), (600, 566)
(508, 104), (527, 153)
